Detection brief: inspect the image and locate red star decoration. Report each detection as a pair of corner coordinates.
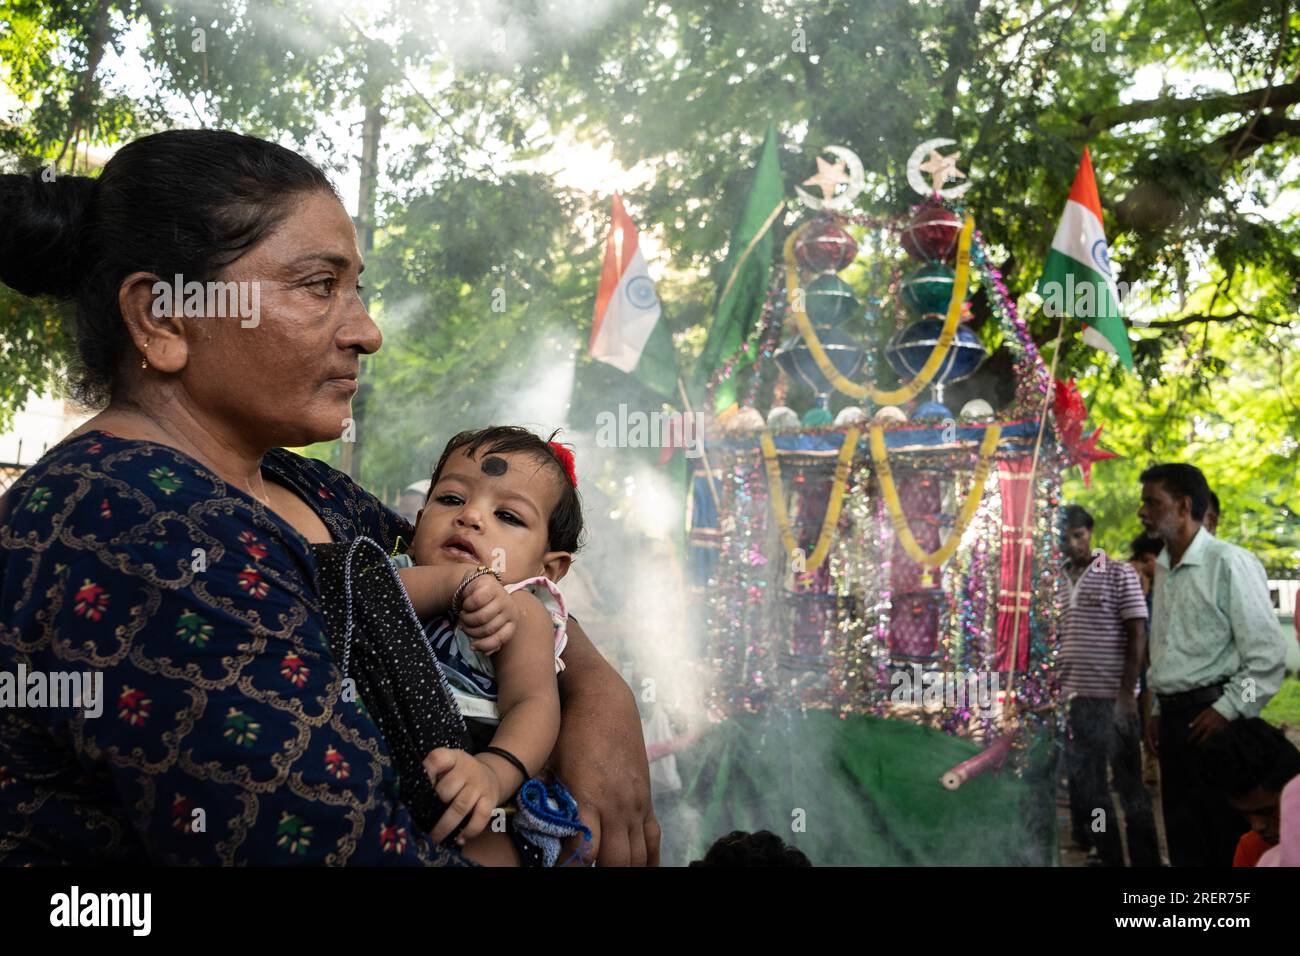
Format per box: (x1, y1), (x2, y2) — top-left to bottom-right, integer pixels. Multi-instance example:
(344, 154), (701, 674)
(1053, 378), (1119, 487)
(1072, 425), (1119, 487)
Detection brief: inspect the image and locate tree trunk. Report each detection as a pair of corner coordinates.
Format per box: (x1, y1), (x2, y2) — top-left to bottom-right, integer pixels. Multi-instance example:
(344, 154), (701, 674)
(936, 0), (982, 138)
(356, 102), (383, 261)
(56, 2), (113, 171)
(338, 95), (385, 481)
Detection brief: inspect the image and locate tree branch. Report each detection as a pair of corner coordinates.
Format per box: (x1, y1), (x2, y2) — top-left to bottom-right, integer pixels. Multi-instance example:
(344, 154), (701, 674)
(1206, 111), (1300, 162)
(1186, 0), (1237, 85)
(976, 0), (1077, 55)
(1075, 80), (1300, 136)
(1138, 309), (1291, 329)
(1106, 106), (1300, 239)
(139, 0), (210, 127)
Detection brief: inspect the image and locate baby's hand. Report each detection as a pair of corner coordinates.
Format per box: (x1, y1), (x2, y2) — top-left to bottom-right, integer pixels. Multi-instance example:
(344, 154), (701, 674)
(457, 572), (516, 653)
(423, 748), (502, 844)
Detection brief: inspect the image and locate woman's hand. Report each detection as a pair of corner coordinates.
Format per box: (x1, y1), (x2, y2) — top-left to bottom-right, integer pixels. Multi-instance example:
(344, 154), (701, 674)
(457, 573), (517, 653)
(552, 618), (660, 866)
(423, 748), (502, 844)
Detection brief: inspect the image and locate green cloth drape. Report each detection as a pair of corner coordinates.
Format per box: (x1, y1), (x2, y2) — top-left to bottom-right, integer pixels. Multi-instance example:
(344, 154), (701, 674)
(671, 710), (1059, 866)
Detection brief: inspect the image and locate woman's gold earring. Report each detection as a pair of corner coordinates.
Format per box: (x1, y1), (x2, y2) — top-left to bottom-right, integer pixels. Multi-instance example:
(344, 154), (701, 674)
(140, 342), (149, 370)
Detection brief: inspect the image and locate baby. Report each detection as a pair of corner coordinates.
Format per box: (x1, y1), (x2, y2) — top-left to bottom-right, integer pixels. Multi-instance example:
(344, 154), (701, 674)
(392, 425), (586, 866)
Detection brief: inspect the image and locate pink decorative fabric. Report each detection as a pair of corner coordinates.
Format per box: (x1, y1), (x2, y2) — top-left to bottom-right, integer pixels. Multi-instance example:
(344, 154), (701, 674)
(995, 458), (1034, 673)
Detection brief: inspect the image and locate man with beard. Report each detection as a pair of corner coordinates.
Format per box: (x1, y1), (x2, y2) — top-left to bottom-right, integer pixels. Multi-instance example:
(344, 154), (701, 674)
(1138, 463), (1286, 866)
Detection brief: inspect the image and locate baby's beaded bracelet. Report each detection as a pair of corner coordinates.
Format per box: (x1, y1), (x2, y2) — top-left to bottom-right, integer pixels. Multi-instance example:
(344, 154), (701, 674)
(449, 564), (502, 622)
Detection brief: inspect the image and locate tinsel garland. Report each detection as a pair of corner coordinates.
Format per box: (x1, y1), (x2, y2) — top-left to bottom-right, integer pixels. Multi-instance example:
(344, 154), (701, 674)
(699, 192), (1062, 758)
(703, 436), (1063, 747)
(743, 274), (790, 409)
(937, 470), (1001, 737)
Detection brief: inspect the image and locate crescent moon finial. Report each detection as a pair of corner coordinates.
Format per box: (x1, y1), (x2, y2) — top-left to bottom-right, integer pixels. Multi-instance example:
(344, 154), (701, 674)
(795, 144), (866, 211)
(906, 138), (973, 199)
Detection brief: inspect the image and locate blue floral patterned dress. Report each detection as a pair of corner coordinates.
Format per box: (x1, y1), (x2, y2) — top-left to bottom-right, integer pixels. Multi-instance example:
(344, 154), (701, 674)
(0, 430), (468, 866)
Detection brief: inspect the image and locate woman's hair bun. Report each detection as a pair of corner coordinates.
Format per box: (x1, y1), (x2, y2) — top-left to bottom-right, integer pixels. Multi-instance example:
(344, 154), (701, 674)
(0, 169), (97, 299)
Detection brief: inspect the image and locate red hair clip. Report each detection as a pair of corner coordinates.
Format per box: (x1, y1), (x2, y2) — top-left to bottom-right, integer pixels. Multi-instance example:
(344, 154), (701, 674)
(548, 441), (578, 487)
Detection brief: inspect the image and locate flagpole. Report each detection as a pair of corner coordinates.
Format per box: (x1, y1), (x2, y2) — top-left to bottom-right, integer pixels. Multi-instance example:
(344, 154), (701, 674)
(676, 376), (723, 515)
(1004, 316), (1065, 724)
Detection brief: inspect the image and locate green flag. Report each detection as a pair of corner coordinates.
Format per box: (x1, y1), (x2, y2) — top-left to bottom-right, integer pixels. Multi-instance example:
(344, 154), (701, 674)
(696, 124), (785, 413)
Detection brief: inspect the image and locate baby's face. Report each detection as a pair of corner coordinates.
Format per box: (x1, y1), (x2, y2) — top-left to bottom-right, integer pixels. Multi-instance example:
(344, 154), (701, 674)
(410, 446), (564, 585)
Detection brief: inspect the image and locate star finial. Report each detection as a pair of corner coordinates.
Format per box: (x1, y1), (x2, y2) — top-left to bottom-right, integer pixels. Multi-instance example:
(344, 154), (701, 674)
(803, 154), (851, 200)
(918, 148), (965, 194)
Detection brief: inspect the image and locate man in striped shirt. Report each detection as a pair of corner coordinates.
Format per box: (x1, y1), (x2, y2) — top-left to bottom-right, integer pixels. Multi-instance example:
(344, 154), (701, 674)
(1059, 505), (1160, 866)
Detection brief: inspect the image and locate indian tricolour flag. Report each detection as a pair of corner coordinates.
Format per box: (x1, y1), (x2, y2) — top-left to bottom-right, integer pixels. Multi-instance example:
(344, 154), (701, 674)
(1037, 147), (1134, 369)
(589, 195), (676, 396)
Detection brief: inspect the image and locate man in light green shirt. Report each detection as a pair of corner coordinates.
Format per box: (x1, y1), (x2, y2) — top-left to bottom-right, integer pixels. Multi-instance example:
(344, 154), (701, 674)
(1138, 463), (1286, 866)
(1147, 528), (1283, 721)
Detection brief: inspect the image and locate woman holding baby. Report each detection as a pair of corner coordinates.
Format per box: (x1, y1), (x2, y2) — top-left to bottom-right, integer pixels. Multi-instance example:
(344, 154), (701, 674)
(0, 130), (657, 866)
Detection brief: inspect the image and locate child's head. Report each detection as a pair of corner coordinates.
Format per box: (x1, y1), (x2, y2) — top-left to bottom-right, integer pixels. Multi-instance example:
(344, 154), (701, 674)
(410, 426), (583, 585)
(1204, 717), (1300, 846)
(688, 830), (812, 867)
(1129, 533), (1162, 578)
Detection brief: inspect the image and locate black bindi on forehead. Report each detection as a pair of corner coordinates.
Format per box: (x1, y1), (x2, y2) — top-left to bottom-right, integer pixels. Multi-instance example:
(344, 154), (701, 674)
(481, 455), (508, 477)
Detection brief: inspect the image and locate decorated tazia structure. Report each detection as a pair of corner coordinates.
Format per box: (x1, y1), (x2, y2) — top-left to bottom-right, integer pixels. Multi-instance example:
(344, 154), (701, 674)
(675, 140), (1095, 865)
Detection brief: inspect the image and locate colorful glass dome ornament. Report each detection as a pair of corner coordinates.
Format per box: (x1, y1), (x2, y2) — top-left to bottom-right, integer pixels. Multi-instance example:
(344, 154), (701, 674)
(803, 274), (860, 329)
(766, 405), (801, 430)
(834, 405), (868, 425)
(959, 398), (995, 420)
(794, 216), (859, 273)
(802, 406), (835, 427)
(884, 316), (988, 410)
(775, 326), (866, 415)
(913, 400), (952, 421)
(728, 406), (768, 430)
(901, 201), (963, 264)
(900, 263), (958, 317)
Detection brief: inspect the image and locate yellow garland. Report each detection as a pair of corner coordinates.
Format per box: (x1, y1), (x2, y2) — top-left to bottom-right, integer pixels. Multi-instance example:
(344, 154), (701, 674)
(784, 214), (975, 404)
(869, 423), (1002, 568)
(759, 428), (859, 573)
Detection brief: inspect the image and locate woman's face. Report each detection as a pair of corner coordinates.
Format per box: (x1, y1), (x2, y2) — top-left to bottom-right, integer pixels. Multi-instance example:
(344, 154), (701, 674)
(179, 189), (381, 449)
